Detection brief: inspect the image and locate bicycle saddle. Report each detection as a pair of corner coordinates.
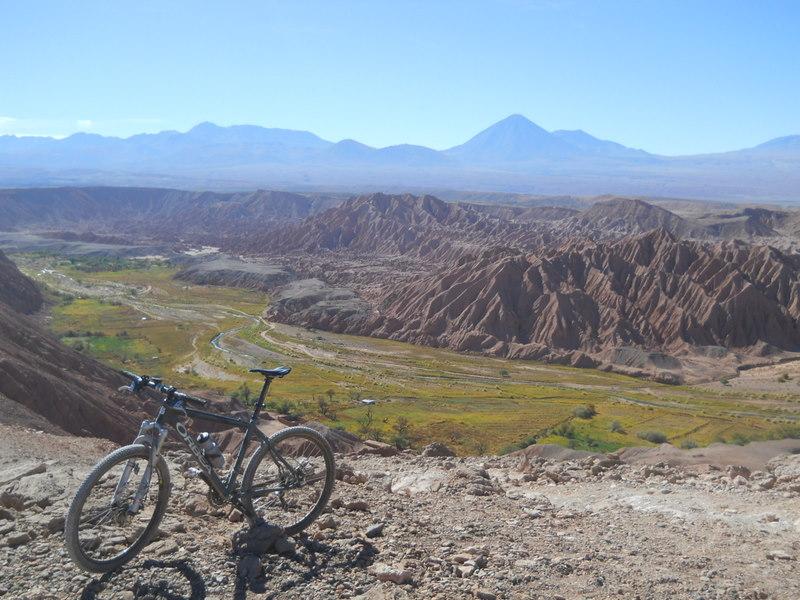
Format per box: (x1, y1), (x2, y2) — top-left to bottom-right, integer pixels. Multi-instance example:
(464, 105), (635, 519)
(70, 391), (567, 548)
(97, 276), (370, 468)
(250, 366), (292, 379)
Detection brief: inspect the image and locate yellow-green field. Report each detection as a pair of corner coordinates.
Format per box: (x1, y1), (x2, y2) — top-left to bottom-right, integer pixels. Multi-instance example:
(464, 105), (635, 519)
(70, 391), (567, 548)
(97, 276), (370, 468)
(15, 253), (800, 454)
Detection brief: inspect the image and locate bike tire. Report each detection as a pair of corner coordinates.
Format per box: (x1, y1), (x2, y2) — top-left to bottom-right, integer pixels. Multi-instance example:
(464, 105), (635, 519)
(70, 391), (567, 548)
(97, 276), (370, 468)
(241, 426), (335, 535)
(64, 444), (171, 573)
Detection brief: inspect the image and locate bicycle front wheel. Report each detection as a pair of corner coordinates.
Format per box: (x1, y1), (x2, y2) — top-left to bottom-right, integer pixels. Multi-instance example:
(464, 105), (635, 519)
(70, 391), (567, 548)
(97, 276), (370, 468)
(64, 444), (171, 572)
(241, 426), (335, 535)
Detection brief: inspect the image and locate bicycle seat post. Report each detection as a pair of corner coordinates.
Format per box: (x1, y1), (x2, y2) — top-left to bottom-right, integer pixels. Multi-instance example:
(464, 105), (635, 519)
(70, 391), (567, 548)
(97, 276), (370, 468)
(255, 377), (271, 413)
(248, 366), (291, 420)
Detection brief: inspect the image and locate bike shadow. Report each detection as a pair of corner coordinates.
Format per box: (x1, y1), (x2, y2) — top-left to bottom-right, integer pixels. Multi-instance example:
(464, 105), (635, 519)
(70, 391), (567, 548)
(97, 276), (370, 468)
(232, 518), (378, 600)
(79, 520), (378, 600)
(80, 559), (207, 600)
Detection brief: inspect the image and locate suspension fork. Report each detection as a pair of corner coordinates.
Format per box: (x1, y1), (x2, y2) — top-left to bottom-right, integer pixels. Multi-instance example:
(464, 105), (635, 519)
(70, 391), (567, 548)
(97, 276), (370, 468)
(118, 420), (168, 513)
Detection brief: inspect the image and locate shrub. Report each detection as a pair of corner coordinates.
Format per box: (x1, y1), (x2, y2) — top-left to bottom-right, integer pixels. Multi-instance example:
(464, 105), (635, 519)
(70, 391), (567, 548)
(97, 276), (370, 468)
(778, 373), (791, 383)
(274, 399), (303, 420)
(499, 369), (510, 378)
(610, 420), (625, 434)
(230, 383), (252, 405)
(316, 395), (333, 418)
(552, 423), (576, 439)
(391, 434), (410, 450)
(730, 432), (750, 446)
(680, 439), (698, 449)
(637, 430), (668, 444)
(573, 404), (597, 419)
(389, 417), (412, 449)
(356, 406), (375, 437)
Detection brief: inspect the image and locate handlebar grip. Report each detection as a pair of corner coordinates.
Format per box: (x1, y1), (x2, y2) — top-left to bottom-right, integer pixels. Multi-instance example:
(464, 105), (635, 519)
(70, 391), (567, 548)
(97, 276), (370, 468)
(120, 370), (144, 392)
(174, 391), (208, 407)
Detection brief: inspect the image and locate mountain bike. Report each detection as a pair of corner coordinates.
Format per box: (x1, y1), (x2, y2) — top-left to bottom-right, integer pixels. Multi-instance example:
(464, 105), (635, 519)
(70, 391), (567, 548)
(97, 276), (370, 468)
(64, 366), (335, 573)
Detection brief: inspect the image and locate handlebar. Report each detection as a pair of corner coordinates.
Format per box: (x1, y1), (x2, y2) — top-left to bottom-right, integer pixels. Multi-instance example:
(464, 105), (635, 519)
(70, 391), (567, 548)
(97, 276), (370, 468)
(121, 370), (208, 407)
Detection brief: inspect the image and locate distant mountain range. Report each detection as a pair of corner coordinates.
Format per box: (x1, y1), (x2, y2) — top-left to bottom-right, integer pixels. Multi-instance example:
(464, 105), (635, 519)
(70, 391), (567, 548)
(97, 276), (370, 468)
(1, 115), (798, 200)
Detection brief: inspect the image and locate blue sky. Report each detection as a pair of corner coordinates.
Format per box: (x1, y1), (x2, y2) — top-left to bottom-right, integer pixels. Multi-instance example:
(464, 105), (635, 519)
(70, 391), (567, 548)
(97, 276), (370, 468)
(1, 0), (798, 154)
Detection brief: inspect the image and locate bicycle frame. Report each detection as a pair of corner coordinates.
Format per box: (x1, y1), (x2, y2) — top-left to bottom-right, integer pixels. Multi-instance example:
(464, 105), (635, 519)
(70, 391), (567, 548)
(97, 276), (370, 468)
(134, 375), (294, 507)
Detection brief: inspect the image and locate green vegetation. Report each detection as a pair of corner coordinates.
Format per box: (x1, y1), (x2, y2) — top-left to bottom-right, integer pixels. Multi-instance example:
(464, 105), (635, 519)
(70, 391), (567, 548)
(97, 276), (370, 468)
(391, 416), (412, 449)
(573, 404), (597, 419)
(231, 383), (254, 405)
(15, 252), (800, 455)
(637, 430), (668, 444)
(67, 255), (162, 273)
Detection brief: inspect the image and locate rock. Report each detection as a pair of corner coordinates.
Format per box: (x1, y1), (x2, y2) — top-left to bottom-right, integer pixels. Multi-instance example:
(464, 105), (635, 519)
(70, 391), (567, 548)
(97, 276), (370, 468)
(0, 466), (75, 511)
(767, 550), (794, 561)
(0, 508), (14, 521)
(345, 500), (370, 512)
(5, 532), (32, 547)
(184, 498), (208, 516)
(456, 564), (476, 578)
(474, 590), (497, 600)
(228, 509), (244, 523)
(369, 563), (413, 585)
(390, 471), (447, 495)
(767, 454), (800, 481)
(727, 464), (751, 480)
(553, 559), (574, 575)
(148, 539), (180, 556)
(0, 462), (46, 488)
(16, 586), (59, 600)
(360, 441), (399, 457)
(273, 536), (296, 555)
(366, 523), (385, 538)
(544, 470), (561, 483)
(421, 443), (456, 458)
(317, 515), (339, 530)
(353, 582), (411, 599)
(0, 490), (25, 511)
(337, 464), (369, 484)
(45, 514), (65, 534)
(756, 475), (777, 490)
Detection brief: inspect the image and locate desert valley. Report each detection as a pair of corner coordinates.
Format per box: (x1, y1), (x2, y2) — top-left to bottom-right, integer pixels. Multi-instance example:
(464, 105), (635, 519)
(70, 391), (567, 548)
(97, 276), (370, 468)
(2, 183), (800, 598)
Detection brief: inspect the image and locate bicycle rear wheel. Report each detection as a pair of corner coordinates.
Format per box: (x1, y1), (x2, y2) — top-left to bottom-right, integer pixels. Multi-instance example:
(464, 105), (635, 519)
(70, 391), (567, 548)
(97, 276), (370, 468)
(64, 444), (171, 572)
(241, 426), (335, 535)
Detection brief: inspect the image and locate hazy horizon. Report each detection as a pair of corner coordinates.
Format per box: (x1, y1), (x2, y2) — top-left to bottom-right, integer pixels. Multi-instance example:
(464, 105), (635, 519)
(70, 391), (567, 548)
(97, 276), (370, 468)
(1, 113), (796, 159)
(2, 1), (799, 155)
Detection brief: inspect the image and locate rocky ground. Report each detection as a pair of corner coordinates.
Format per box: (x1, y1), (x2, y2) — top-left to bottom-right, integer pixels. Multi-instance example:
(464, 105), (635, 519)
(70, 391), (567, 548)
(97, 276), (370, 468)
(1, 425), (799, 599)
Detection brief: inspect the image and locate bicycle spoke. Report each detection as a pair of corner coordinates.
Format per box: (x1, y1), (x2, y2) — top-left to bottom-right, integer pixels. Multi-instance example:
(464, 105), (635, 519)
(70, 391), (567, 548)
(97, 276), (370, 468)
(245, 430), (332, 532)
(74, 454), (161, 564)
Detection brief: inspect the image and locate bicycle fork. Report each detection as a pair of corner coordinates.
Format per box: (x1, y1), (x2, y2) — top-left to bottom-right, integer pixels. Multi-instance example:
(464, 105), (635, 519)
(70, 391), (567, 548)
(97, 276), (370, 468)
(114, 420), (168, 513)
